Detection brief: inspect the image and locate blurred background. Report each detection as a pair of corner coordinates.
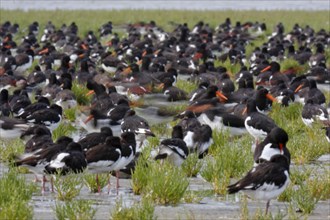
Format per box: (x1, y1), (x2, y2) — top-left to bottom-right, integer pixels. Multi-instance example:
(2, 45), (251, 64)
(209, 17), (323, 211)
(1, 0), (328, 11)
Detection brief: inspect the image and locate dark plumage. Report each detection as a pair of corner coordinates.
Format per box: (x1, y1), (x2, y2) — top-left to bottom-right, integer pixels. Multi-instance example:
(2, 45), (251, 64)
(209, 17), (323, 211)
(45, 142), (87, 175)
(227, 154), (290, 215)
(78, 127), (113, 151)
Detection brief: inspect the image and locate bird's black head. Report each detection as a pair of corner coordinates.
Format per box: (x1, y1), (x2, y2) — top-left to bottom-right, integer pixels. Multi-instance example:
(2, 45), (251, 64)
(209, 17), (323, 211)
(66, 142), (83, 152)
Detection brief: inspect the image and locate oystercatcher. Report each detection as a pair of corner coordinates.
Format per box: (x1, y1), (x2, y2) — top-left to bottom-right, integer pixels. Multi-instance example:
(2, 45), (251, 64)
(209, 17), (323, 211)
(16, 96), (50, 119)
(0, 116), (29, 139)
(78, 127), (113, 151)
(26, 104), (62, 131)
(227, 154), (290, 215)
(244, 99), (278, 144)
(14, 136), (73, 193)
(254, 127), (291, 165)
(154, 125), (189, 166)
(112, 132), (136, 189)
(44, 142), (87, 175)
(23, 125), (53, 153)
(198, 107), (247, 136)
(301, 99), (329, 127)
(85, 136), (122, 193)
(121, 109), (155, 152)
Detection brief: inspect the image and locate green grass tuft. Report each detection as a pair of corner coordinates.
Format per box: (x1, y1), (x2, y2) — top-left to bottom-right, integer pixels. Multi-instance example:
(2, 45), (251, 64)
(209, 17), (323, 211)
(53, 172), (84, 201)
(0, 139), (25, 163)
(54, 200), (97, 220)
(52, 122), (77, 142)
(0, 168), (36, 220)
(71, 81), (92, 106)
(111, 197), (155, 220)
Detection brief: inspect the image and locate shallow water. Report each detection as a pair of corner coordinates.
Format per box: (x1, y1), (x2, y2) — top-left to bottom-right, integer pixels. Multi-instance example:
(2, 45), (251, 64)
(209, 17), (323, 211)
(1, 154), (329, 219)
(1, 0), (329, 11)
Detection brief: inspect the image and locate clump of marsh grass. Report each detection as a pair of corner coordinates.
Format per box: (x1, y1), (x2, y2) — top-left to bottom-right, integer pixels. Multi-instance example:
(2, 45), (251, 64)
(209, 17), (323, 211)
(200, 132), (253, 195)
(63, 107), (77, 122)
(53, 172), (84, 201)
(280, 58), (306, 75)
(182, 190), (213, 204)
(157, 103), (188, 117)
(181, 153), (203, 177)
(111, 197), (155, 220)
(144, 160), (189, 205)
(132, 159), (189, 205)
(54, 199), (97, 220)
(83, 173), (109, 193)
(0, 169), (36, 220)
(71, 81), (91, 105)
(0, 138), (25, 163)
(150, 122), (171, 138)
(280, 167), (330, 215)
(52, 122), (77, 141)
(252, 207), (285, 220)
(176, 79), (198, 95)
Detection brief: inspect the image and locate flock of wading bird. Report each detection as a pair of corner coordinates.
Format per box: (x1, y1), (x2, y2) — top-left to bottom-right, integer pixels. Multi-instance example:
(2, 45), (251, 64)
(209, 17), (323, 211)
(0, 18), (329, 214)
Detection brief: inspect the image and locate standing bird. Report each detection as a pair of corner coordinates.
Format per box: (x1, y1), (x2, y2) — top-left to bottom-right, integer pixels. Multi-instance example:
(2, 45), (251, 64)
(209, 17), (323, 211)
(78, 127), (113, 151)
(85, 136), (122, 193)
(44, 142), (87, 175)
(254, 127), (291, 166)
(227, 154), (290, 215)
(112, 132), (136, 189)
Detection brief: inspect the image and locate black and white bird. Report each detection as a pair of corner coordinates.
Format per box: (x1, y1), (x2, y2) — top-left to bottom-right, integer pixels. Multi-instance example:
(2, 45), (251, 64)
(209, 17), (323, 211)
(227, 154), (290, 215)
(244, 99), (278, 144)
(78, 127), (113, 151)
(14, 49), (34, 74)
(26, 104), (62, 131)
(254, 127), (291, 166)
(154, 125), (189, 166)
(14, 136), (73, 193)
(16, 96), (50, 119)
(106, 98), (130, 125)
(23, 125), (53, 153)
(0, 116), (29, 139)
(198, 107), (247, 136)
(112, 132), (136, 189)
(301, 99), (329, 127)
(183, 123), (213, 159)
(85, 136), (122, 193)
(121, 109), (155, 152)
(44, 142), (87, 175)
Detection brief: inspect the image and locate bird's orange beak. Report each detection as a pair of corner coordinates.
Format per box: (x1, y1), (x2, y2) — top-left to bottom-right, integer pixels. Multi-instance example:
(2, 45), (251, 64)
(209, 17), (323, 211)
(38, 48), (49, 55)
(294, 84), (303, 93)
(216, 91), (228, 102)
(81, 43), (88, 50)
(84, 115), (94, 124)
(279, 143), (283, 153)
(86, 90), (95, 96)
(261, 65), (271, 73)
(266, 93), (276, 102)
